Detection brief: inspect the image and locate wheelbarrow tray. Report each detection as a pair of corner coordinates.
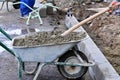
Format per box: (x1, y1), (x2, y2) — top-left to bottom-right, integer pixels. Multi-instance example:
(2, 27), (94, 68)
(12, 34), (84, 62)
(13, 42), (78, 62)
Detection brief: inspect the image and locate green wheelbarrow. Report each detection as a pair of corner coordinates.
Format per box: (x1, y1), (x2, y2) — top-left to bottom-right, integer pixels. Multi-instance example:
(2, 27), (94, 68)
(13, 2), (59, 25)
(0, 27), (95, 80)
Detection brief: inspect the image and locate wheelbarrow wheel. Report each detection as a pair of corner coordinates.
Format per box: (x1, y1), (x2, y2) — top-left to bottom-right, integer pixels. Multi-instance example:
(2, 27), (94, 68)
(57, 50), (88, 80)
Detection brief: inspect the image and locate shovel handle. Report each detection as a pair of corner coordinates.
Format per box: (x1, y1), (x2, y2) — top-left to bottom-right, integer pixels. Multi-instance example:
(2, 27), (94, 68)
(61, 2), (120, 36)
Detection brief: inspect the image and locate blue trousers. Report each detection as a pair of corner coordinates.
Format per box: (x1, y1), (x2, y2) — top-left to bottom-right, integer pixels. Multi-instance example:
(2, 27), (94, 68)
(20, 0), (35, 16)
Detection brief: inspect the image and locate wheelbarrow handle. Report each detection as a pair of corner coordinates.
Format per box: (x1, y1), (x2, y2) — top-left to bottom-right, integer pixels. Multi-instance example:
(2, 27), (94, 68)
(0, 41), (23, 80)
(61, 2), (120, 36)
(0, 27), (12, 40)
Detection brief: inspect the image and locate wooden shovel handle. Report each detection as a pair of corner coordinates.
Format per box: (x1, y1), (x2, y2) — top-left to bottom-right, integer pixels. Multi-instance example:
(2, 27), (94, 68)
(61, 3), (120, 36)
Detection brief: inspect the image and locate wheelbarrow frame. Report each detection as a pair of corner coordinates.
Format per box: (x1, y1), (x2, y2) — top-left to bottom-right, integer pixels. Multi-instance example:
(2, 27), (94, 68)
(13, 2), (59, 25)
(0, 27), (94, 80)
(0, 27), (23, 80)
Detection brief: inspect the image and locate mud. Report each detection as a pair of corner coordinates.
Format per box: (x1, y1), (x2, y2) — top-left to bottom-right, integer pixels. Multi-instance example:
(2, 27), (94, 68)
(13, 31), (86, 47)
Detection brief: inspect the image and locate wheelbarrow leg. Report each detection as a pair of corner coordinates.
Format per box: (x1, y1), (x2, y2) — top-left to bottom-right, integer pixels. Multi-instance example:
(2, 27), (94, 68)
(6, 1), (9, 11)
(18, 61), (24, 80)
(26, 12), (32, 25)
(37, 10), (43, 25)
(0, 1), (5, 11)
(33, 63), (45, 80)
(74, 50), (84, 63)
(23, 62), (40, 75)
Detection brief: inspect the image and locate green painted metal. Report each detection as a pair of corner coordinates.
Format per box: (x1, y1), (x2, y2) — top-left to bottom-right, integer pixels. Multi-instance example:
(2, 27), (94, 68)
(0, 41), (15, 56)
(13, 2), (59, 25)
(0, 28), (23, 80)
(46, 61), (95, 67)
(0, 27), (12, 40)
(0, 41), (23, 80)
(13, 2), (34, 11)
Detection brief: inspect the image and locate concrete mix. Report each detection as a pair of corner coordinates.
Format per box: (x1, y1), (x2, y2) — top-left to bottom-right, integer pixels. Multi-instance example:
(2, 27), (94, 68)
(13, 31), (86, 47)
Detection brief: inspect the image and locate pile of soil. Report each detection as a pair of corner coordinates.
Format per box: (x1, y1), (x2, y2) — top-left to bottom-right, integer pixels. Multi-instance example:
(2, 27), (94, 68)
(87, 14), (120, 75)
(74, 2), (120, 75)
(13, 31), (86, 47)
(54, 0), (78, 9)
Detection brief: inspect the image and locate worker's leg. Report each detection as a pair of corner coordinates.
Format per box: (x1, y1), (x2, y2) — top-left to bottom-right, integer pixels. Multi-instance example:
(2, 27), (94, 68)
(20, 0), (35, 17)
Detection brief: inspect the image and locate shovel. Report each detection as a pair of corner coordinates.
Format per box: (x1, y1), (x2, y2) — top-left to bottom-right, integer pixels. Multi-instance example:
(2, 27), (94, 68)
(61, 2), (120, 36)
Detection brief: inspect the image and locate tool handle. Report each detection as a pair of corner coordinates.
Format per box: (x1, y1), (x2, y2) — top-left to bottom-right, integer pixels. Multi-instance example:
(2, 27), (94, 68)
(61, 2), (120, 36)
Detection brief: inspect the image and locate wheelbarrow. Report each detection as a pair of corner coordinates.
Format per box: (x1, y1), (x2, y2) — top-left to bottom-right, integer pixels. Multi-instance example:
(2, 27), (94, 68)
(13, 1), (59, 25)
(0, 27), (94, 80)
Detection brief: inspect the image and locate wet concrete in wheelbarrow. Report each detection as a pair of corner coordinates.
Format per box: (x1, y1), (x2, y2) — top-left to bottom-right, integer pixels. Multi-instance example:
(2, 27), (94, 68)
(0, 3), (91, 80)
(13, 31), (86, 47)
